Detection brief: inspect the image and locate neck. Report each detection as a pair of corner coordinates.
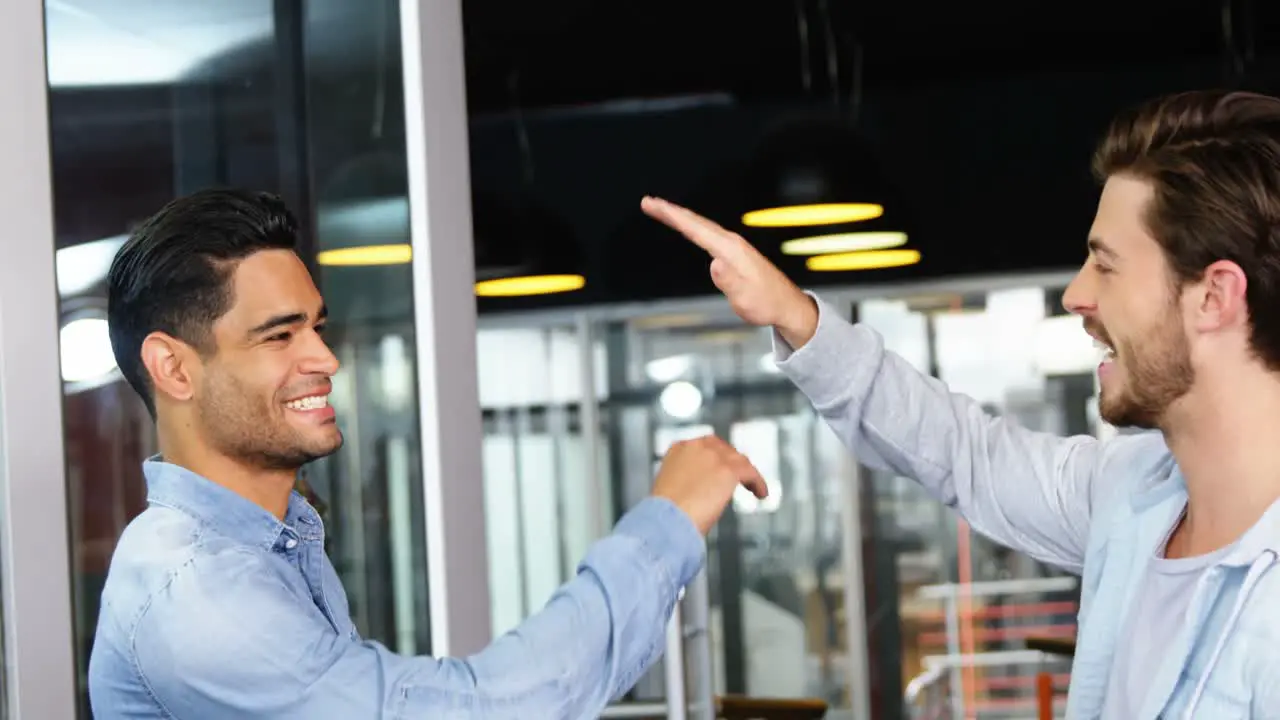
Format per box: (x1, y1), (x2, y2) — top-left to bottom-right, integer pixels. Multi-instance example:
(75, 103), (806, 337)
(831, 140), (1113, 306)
(156, 421), (296, 520)
(1162, 367), (1280, 552)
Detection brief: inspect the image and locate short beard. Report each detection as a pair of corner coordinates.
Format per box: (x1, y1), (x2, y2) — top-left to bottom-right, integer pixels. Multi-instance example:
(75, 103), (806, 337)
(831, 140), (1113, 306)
(1098, 301), (1193, 429)
(198, 371), (341, 472)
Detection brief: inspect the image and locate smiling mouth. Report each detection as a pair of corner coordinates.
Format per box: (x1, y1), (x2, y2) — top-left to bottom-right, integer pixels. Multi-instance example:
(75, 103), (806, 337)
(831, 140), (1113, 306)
(285, 395), (330, 411)
(1094, 338), (1116, 363)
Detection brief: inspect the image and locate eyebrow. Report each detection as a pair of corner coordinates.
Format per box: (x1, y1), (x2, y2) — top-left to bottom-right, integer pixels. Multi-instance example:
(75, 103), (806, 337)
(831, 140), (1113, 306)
(247, 305), (328, 339)
(1088, 237), (1118, 261)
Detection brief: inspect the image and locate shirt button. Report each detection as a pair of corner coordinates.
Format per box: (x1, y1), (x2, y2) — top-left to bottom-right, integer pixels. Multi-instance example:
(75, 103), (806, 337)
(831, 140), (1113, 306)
(285, 538), (298, 550)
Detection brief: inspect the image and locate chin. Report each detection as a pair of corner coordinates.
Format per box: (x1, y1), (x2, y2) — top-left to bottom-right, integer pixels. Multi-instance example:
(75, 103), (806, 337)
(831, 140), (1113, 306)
(309, 428), (344, 458)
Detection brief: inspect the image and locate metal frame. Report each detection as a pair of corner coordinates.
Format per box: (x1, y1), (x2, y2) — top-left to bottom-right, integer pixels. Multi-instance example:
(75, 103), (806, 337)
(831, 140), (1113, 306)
(400, 0), (493, 656)
(0, 1), (79, 716)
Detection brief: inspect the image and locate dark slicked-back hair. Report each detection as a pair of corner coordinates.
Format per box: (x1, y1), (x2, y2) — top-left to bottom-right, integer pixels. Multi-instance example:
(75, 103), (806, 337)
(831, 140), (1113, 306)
(1093, 90), (1280, 370)
(107, 188), (299, 417)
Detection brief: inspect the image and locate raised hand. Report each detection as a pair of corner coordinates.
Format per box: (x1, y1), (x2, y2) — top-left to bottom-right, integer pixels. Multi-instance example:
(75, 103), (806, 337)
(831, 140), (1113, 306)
(640, 196), (819, 348)
(651, 434), (768, 535)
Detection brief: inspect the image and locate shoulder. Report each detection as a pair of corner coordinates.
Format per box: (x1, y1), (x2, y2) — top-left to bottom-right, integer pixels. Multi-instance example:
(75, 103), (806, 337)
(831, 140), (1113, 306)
(1092, 430), (1176, 507)
(1097, 430), (1173, 478)
(128, 541), (332, 709)
(97, 505), (204, 636)
(99, 506), (301, 668)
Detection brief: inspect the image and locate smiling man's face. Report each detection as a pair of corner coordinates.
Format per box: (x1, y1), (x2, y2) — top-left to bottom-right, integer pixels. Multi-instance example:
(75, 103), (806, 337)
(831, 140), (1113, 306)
(193, 249), (343, 470)
(1062, 175), (1195, 429)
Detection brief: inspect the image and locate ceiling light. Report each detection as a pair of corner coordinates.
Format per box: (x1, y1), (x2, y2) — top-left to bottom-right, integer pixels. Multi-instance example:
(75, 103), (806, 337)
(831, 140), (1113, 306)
(472, 192), (587, 299)
(781, 231), (908, 256)
(317, 244), (412, 266)
(474, 274), (585, 297)
(807, 249), (922, 272)
(742, 117), (894, 229)
(743, 203), (883, 228)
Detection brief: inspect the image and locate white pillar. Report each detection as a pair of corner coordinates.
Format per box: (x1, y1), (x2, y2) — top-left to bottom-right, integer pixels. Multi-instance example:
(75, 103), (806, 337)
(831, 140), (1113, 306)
(0, 3), (80, 717)
(399, 0), (493, 656)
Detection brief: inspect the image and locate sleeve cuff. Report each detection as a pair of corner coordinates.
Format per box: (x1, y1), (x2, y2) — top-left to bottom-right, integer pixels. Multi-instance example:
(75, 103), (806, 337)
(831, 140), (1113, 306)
(610, 497), (706, 590)
(770, 292), (886, 410)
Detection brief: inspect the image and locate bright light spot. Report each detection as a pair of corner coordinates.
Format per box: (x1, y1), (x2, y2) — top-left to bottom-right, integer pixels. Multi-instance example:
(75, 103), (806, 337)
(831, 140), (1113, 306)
(646, 355), (692, 383)
(743, 203), (883, 228)
(781, 231), (908, 256)
(55, 235), (127, 298)
(659, 381), (703, 420)
(1034, 314), (1099, 376)
(60, 317), (117, 383)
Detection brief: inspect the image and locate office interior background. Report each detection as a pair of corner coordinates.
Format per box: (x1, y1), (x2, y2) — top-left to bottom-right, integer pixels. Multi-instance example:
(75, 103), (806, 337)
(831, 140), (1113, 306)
(1, 0), (1278, 718)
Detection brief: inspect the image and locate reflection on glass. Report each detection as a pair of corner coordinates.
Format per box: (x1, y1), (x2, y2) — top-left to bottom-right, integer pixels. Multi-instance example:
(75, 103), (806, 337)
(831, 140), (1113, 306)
(45, 1), (430, 714)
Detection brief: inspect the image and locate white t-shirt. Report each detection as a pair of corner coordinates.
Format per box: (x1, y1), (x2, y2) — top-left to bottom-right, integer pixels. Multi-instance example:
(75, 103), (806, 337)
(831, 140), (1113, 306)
(1100, 508), (1238, 719)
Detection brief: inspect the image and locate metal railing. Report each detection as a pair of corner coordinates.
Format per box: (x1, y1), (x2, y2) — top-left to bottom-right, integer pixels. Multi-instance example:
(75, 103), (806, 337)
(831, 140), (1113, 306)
(904, 666), (953, 720)
(906, 577), (1078, 719)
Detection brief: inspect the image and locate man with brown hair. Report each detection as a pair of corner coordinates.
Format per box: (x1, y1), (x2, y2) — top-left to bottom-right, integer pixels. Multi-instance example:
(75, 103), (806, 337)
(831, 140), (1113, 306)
(643, 90), (1280, 718)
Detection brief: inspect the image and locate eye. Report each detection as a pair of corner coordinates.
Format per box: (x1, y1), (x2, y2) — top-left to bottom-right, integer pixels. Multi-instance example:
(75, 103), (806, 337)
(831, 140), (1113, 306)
(266, 331), (293, 343)
(1093, 260), (1114, 276)
(314, 323), (327, 335)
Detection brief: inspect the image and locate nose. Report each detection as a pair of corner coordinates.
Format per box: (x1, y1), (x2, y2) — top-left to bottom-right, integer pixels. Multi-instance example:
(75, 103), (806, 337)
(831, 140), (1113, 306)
(301, 329), (341, 376)
(1062, 265), (1096, 317)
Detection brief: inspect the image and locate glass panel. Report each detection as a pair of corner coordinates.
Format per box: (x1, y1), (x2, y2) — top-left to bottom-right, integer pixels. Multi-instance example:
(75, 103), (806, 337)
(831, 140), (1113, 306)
(614, 313), (859, 713)
(545, 281), (1098, 719)
(867, 284), (1095, 719)
(477, 322), (611, 636)
(44, 1), (427, 713)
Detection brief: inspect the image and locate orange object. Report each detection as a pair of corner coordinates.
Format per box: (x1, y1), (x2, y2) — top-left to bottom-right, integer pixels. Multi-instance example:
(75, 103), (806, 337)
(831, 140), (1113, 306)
(1037, 671), (1054, 720)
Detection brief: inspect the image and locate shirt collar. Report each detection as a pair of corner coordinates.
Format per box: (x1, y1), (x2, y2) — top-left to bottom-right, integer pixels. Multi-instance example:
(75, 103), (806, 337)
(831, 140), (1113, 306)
(1129, 464), (1280, 565)
(143, 456), (324, 550)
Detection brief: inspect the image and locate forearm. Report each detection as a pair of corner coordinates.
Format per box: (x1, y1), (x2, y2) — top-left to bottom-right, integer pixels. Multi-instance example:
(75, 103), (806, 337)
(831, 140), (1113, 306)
(774, 294), (1105, 572)
(399, 497), (705, 718)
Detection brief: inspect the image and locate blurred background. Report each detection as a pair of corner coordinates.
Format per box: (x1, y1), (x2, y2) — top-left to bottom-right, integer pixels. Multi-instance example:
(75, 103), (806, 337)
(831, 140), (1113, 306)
(23, 0), (1280, 718)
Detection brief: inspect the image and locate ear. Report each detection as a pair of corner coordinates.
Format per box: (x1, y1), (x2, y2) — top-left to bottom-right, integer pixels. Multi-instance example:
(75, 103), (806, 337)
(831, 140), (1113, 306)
(1192, 259), (1248, 332)
(140, 332), (199, 405)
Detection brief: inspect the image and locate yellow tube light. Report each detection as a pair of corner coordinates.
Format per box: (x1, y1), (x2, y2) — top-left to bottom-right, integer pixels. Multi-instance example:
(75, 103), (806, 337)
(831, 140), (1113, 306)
(317, 244), (412, 266)
(781, 231), (908, 256)
(475, 274), (586, 297)
(806, 248), (921, 272)
(742, 203), (883, 228)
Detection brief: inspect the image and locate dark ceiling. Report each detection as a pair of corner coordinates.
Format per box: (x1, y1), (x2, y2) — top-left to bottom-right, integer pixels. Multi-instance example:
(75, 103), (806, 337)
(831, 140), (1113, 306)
(43, 0), (1280, 320)
(461, 0), (1270, 113)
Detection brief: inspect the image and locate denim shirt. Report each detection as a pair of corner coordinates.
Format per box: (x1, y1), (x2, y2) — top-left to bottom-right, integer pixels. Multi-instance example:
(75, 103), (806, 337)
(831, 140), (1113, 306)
(88, 460), (704, 719)
(776, 295), (1280, 719)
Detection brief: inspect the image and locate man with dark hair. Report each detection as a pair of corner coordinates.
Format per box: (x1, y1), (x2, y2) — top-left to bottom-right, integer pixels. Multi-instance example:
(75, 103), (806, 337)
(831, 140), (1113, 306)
(89, 187), (767, 719)
(644, 90), (1280, 718)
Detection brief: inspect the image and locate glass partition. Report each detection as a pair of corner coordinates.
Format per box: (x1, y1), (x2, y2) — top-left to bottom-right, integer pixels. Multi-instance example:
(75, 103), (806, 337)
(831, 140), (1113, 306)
(475, 273), (1094, 720)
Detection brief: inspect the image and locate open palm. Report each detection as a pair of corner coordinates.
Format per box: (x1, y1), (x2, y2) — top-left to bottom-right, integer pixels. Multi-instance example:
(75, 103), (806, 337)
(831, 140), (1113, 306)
(640, 196), (817, 344)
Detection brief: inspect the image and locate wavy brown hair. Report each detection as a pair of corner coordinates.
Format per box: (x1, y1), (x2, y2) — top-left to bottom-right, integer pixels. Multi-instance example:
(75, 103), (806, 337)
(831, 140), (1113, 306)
(1093, 90), (1280, 370)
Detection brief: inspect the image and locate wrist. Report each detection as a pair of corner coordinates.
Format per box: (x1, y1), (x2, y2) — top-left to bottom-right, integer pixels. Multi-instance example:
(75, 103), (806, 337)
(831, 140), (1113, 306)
(776, 291), (819, 350)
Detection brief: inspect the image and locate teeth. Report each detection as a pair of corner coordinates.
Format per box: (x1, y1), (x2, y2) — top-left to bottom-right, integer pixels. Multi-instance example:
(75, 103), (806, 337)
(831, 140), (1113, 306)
(1094, 339), (1115, 361)
(285, 395), (329, 411)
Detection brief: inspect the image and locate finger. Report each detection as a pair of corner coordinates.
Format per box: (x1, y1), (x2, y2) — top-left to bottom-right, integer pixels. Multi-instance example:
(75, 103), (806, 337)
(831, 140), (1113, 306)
(740, 468), (769, 500)
(725, 454), (768, 499)
(641, 196), (750, 263)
